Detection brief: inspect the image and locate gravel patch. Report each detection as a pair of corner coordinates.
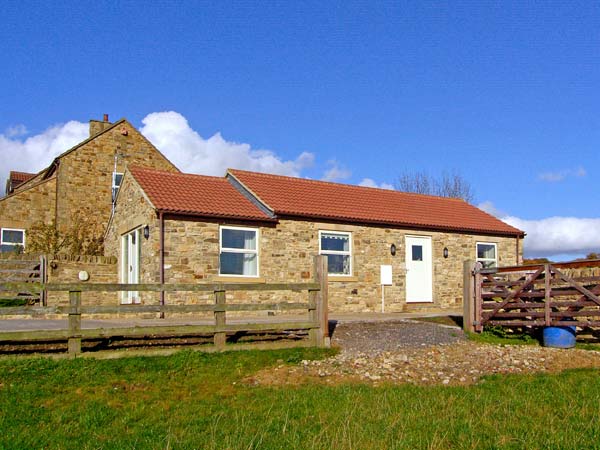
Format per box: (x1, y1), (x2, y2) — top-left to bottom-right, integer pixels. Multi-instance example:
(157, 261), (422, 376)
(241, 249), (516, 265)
(329, 319), (465, 352)
(246, 319), (600, 387)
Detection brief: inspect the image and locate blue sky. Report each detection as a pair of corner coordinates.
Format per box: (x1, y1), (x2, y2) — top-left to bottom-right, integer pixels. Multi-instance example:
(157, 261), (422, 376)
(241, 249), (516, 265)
(1, 1), (599, 259)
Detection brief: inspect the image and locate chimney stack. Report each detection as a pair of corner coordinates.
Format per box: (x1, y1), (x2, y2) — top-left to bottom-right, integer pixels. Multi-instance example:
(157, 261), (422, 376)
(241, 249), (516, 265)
(89, 114), (112, 137)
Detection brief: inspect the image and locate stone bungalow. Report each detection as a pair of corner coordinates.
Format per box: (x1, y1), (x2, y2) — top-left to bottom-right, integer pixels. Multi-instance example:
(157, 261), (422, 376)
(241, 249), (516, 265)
(105, 166), (524, 313)
(0, 115), (178, 254)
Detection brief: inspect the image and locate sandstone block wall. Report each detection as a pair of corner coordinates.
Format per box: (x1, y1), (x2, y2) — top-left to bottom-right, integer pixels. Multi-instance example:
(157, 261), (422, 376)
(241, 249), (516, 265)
(55, 121), (177, 236)
(160, 219), (518, 313)
(0, 178), (56, 233)
(46, 254), (118, 306)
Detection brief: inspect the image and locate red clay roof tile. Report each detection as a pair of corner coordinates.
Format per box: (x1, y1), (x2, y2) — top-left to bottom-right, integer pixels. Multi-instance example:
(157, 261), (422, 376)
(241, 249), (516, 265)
(228, 169), (524, 236)
(129, 167), (273, 221)
(9, 171), (36, 184)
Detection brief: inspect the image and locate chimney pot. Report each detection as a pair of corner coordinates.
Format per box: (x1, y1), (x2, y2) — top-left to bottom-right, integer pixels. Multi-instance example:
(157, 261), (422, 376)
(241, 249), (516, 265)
(103, 114), (109, 122)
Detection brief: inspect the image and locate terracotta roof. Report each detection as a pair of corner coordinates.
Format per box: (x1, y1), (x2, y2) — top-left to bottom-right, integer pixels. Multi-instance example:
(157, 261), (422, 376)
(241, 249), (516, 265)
(5, 171), (37, 195)
(9, 171), (36, 184)
(228, 169), (524, 237)
(129, 167), (274, 221)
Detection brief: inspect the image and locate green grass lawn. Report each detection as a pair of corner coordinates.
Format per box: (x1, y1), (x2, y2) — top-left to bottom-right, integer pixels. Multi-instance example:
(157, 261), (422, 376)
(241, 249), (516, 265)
(2, 348), (600, 449)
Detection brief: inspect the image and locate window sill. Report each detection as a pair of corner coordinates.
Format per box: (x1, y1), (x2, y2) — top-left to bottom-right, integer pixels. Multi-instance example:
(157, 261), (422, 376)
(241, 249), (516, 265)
(328, 276), (358, 282)
(214, 276), (266, 283)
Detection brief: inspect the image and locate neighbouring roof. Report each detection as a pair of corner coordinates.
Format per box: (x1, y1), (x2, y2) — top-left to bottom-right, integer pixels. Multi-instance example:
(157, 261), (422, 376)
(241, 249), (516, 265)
(9, 171), (36, 184)
(129, 166), (275, 222)
(5, 171), (37, 195)
(228, 169), (524, 237)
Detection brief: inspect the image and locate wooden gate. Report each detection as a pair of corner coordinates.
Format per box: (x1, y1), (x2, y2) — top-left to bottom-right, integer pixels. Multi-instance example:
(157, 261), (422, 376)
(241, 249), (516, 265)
(0, 256), (47, 305)
(464, 260), (600, 333)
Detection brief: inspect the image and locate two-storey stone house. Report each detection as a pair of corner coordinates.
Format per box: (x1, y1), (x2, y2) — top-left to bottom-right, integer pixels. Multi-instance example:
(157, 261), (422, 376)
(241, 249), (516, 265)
(0, 115), (178, 253)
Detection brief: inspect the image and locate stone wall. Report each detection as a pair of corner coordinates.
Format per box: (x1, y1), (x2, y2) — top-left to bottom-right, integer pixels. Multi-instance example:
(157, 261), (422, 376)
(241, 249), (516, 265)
(55, 120), (177, 236)
(46, 254), (118, 306)
(158, 219), (518, 313)
(0, 177), (56, 232)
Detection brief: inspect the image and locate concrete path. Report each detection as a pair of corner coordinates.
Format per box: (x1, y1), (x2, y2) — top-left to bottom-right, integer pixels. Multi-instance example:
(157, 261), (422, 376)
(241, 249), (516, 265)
(0, 310), (462, 333)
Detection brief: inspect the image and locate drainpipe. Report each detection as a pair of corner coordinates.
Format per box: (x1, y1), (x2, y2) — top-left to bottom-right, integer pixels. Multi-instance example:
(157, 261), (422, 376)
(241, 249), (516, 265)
(516, 237), (520, 265)
(159, 211), (165, 318)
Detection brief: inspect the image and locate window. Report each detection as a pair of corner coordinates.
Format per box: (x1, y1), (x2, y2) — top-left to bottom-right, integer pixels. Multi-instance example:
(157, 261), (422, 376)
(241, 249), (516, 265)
(1, 228), (25, 253)
(476, 242), (497, 268)
(412, 245), (423, 261)
(112, 172), (124, 203)
(219, 226), (259, 277)
(319, 231), (352, 276)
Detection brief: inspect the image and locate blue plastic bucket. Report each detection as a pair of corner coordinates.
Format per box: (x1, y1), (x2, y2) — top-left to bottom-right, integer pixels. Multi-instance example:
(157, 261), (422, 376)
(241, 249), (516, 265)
(543, 326), (576, 348)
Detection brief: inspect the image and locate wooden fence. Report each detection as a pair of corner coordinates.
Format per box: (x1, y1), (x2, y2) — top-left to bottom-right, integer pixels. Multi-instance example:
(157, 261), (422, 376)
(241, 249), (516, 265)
(464, 259), (600, 333)
(0, 256), (329, 355)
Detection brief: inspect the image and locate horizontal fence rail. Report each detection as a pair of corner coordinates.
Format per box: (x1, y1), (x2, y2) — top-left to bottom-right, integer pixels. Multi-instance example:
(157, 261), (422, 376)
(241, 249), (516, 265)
(0, 256), (329, 355)
(464, 259), (600, 332)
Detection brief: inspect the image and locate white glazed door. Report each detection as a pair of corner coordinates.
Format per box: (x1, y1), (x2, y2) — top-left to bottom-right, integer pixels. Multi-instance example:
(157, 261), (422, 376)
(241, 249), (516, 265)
(405, 236), (433, 303)
(122, 229), (140, 304)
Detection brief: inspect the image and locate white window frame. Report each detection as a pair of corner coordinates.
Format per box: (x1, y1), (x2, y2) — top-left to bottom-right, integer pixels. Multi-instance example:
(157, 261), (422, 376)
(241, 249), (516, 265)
(112, 172), (124, 202)
(1, 228), (25, 252)
(319, 230), (353, 276)
(219, 226), (260, 278)
(476, 242), (498, 268)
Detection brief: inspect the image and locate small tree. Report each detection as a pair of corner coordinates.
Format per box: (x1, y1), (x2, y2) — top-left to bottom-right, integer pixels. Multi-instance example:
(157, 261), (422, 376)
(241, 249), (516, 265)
(26, 213), (105, 257)
(66, 214), (105, 256)
(26, 221), (71, 256)
(395, 170), (475, 203)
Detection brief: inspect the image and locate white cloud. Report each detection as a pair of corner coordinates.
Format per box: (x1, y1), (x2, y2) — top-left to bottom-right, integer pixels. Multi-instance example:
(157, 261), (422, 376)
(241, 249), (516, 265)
(322, 160), (351, 182)
(140, 111), (314, 177)
(0, 121), (89, 188)
(477, 200), (507, 218)
(358, 178), (394, 190)
(504, 216), (600, 256)
(1, 111), (315, 193)
(538, 167), (586, 182)
(479, 201), (600, 257)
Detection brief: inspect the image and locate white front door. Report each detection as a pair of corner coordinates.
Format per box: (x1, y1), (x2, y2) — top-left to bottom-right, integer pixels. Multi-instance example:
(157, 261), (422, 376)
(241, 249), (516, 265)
(405, 236), (433, 303)
(121, 228), (141, 304)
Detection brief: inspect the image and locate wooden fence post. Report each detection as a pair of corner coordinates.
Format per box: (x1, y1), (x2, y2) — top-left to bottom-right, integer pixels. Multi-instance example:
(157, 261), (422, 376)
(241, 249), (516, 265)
(544, 264), (551, 326)
(309, 255), (329, 348)
(214, 289), (226, 349)
(40, 255), (47, 307)
(68, 290), (82, 355)
(474, 266), (483, 332)
(463, 260), (476, 333)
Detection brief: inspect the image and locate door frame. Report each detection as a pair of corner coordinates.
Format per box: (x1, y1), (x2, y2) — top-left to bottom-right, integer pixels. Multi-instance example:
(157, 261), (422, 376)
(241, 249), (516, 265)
(405, 235), (433, 303)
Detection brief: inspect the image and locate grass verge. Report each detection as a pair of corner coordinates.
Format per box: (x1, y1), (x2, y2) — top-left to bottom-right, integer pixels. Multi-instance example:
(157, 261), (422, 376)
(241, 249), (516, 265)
(1, 347), (600, 449)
